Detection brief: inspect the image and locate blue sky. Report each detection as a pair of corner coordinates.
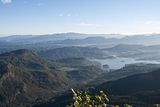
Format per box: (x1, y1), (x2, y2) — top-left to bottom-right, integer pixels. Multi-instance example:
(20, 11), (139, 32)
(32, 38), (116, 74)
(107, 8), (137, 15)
(1, 0), (160, 36)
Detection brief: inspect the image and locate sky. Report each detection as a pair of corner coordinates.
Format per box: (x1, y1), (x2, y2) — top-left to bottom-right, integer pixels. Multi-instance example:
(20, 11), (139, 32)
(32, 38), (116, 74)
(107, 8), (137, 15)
(1, 0), (160, 36)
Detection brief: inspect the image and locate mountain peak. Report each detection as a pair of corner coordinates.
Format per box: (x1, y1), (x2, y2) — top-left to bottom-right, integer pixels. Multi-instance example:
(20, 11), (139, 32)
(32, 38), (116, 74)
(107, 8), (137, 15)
(0, 49), (34, 56)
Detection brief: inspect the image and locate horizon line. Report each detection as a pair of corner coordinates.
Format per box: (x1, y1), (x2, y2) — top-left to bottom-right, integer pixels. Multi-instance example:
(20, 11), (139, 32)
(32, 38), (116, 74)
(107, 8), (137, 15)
(1, 32), (160, 37)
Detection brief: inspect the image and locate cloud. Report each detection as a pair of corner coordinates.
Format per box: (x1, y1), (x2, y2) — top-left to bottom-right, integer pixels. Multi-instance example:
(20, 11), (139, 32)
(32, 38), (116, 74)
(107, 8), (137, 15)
(1, 0), (12, 4)
(77, 22), (102, 27)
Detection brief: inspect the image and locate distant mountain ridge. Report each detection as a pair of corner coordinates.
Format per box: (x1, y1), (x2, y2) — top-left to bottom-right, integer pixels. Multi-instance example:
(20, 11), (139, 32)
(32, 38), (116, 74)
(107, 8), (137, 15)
(39, 46), (110, 60)
(103, 44), (160, 61)
(1, 33), (160, 55)
(1, 33), (160, 45)
(0, 33), (88, 43)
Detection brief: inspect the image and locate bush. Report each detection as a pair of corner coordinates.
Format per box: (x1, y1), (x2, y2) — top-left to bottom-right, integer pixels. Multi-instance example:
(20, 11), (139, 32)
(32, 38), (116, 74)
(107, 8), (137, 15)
(66, 89), (133, 107)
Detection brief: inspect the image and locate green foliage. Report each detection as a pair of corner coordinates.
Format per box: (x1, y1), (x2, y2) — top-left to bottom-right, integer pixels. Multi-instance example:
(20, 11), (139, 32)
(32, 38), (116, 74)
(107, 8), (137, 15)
(67, 89), (120, 107)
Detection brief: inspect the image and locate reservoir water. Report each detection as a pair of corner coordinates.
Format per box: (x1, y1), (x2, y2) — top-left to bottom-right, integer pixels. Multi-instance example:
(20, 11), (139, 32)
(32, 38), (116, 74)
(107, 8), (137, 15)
(92, 57), (160, 69)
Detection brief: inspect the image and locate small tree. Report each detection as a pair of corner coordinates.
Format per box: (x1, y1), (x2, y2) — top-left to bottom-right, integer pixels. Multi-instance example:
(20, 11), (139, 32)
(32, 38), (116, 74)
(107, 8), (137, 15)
(67, 89), (115, 107)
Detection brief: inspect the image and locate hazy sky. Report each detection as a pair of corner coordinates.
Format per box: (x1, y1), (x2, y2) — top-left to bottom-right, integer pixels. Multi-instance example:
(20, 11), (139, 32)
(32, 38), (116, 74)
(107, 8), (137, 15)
(1, 0), (160, 36)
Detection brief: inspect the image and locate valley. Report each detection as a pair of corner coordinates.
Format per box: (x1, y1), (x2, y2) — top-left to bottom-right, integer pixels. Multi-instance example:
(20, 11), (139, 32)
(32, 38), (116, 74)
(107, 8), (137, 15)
(0, 33), (160, 107)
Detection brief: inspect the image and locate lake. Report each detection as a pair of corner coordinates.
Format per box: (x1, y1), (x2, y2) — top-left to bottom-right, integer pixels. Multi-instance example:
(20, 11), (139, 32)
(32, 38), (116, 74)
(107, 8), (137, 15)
(92, 57), (160, 69)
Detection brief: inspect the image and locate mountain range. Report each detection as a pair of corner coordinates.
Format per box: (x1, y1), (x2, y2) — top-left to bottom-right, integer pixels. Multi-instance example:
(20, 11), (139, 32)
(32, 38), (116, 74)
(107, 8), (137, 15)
(1, 33), (160, 107)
